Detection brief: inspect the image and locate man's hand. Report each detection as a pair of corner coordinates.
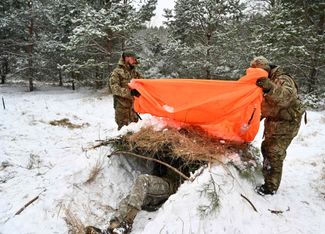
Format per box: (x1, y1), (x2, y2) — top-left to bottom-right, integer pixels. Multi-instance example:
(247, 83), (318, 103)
(130, 89), (141, 97)
(256, 77), (274, 93)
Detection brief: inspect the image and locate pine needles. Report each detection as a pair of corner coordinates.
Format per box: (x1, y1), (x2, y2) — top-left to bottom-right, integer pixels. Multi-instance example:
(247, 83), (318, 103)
(197, 174), (221, 217)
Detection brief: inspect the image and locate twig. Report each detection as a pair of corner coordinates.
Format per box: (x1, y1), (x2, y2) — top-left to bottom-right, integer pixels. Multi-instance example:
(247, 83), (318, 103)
(15, 189), (46, 215)
(189, 164), (207, 181)
(268, 209), (283, 215)
(268, 207), (290, 215)
(57, 201), (63, 219)
(83, 139), (116, 151)
(240, 193), (258, 212)
(2, 97), (5, 110)
(109, 150), (191, 181)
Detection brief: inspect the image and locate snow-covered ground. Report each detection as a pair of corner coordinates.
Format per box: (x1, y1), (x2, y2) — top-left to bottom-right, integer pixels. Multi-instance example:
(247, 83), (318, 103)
(0, 85), (324, 234)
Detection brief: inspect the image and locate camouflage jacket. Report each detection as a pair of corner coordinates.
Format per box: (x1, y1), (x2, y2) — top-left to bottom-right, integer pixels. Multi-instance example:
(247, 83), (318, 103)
(109, 57), (141, 101)
(261, 66), (305, 121)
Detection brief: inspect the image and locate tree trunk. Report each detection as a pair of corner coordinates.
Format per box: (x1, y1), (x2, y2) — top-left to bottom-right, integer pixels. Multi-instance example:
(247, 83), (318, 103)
(307, 66), (317, 93)
(318, 8), (324, 36)
(106, 29), (114, 74)
(0, 69), (4, 84)
(28, 49), (33, 91)
(71, 71), (76, 90)
(27, 1), (34, 92)
(59, 68), (63, 86)
(206, 32), (212, 79)
(120, 0), (128, 51)
(1, 57), (9, 84)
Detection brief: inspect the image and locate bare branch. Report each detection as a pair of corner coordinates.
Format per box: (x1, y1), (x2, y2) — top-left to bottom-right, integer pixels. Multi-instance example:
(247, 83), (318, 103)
(240, 193), (258, 212)
(108, 150), (191, 181)
(15, 189), (46, 215)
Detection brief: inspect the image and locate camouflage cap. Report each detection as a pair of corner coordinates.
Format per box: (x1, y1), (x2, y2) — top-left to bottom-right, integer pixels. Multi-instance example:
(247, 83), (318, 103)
(122, 50), (138, 58)
(250, 56), (271, 71)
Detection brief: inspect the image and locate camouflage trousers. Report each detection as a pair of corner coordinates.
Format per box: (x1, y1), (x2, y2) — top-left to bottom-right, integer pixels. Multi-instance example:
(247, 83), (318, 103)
(113, 174), (173, 222)
(113, 96), (138, 130)
(261, 117), (302, 192)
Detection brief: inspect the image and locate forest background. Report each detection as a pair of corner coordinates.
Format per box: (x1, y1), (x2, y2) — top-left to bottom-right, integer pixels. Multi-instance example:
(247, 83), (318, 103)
(0, 0), (324, 104)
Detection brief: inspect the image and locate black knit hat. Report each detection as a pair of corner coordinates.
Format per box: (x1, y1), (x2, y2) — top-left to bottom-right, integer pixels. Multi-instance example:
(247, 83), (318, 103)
(122, 50), (138, 58)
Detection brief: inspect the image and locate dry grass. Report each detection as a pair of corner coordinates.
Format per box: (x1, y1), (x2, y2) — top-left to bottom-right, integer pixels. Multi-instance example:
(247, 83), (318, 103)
(115, 126), (252, 163)
(84, 158), (104, 184)
(26, 154), (41, 170)
(64, 208), (86, 234)
(49, 118), (89, 129)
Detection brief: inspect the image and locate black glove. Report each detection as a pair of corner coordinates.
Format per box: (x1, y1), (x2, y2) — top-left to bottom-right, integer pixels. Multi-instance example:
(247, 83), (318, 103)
(256, 77), (274, 93)
(130, 89), (141, 97)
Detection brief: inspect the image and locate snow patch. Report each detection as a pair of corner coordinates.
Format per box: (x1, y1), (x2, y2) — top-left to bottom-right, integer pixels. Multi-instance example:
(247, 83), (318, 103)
(1, 85), (325, 234)
(162, 104), (174, 113)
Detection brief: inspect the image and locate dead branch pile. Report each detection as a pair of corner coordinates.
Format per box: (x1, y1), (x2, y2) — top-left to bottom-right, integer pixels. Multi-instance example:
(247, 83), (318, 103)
(109, 126), (254, 164)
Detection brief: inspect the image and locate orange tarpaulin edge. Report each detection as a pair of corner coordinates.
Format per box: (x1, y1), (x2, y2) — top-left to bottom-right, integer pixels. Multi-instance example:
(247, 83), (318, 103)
(128, 68), (267, 142)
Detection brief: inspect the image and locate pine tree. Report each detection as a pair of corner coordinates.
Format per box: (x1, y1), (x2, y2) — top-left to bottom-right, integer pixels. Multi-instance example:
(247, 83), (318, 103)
(64, 0), (157, 85)
(0, 1), (12, 84)
(164, 0), (243, 79)
(250, 0), (324, 93)
(0, 0), (157, 89)
(0, 0), (70, 90)
(0, 0), (26, 85)
(132, 27), (168, 77)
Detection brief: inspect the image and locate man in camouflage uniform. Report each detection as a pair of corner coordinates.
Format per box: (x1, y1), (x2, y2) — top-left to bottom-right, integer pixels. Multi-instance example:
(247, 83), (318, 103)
(251, 56), (305, 195)
(85, 158), (189, 234)
(110, 51), (141, 130)
(104, 172), (178, 234)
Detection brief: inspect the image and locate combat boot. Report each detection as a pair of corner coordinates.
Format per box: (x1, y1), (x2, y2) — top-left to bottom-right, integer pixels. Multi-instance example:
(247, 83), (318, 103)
(109, 221), (132, 234)
(255, 184), (276, 196)
(106, 207), (138, 234)
(106, 217), (121, 233)
(85, 226), (108, 234)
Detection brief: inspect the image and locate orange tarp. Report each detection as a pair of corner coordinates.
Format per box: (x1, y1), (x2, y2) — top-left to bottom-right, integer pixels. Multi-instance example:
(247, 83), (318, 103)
(128, 68), (267, 142)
